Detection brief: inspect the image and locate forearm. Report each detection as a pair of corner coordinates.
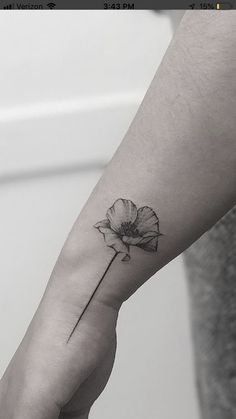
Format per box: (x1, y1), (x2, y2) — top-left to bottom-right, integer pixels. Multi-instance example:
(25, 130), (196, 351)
(45, 11), (236, 315)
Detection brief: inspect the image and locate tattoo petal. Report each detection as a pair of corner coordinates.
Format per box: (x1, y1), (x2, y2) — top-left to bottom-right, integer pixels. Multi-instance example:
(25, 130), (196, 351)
(137, 236), (159, 252)
(142, 231), (159, 238)
(121, 254), (131, 262)
(94, 219), (110, 229)
(106, 198), (138, 233)
(134, 206), (159, 234)
(122, 235), (143, 245)
(98, 226), (129, 255)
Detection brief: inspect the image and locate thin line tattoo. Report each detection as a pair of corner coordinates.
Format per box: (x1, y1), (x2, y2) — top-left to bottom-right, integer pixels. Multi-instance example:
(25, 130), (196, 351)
(67, 198), (162, 343)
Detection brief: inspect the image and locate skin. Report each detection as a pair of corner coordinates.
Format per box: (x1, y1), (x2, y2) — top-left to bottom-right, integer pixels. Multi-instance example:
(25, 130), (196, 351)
(59, 334), (117, 419)
(1, 10), (236, 419)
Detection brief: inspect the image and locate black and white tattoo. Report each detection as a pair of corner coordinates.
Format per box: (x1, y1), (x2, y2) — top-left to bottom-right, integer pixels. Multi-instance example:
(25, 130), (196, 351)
(67, 198), (162, 342)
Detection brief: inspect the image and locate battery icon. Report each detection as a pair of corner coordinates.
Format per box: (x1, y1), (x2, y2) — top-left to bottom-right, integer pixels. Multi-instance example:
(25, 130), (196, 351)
(216, 2), (232, 8)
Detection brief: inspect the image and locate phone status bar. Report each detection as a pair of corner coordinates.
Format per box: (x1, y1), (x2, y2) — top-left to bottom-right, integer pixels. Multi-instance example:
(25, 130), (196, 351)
(0, 0), (235, 9)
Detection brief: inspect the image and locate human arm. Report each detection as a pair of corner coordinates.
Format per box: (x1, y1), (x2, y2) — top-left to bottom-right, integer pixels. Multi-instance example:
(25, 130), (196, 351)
(1, 10), (236, 419)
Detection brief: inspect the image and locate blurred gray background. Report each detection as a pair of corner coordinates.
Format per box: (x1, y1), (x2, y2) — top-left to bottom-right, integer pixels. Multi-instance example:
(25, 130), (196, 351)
(0, 10), (200, 419)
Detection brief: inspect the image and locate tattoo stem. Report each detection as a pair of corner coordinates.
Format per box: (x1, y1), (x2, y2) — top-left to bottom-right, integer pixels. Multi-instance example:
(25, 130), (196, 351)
(67, 251), (118, 343)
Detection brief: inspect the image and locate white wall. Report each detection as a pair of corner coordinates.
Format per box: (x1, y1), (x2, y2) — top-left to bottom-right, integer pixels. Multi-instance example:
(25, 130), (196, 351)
(0, 11), (200, 419)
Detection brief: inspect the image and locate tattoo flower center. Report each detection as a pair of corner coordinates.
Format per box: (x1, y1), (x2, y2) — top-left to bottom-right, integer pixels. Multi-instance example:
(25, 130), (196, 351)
(119, 221), (140, 237)
(94, 198), (162, 261)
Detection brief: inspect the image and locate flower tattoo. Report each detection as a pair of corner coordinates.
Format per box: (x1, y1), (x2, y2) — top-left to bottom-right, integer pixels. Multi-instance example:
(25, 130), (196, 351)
(67, 198), (162, 342)
(94, 198), (162, 261)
